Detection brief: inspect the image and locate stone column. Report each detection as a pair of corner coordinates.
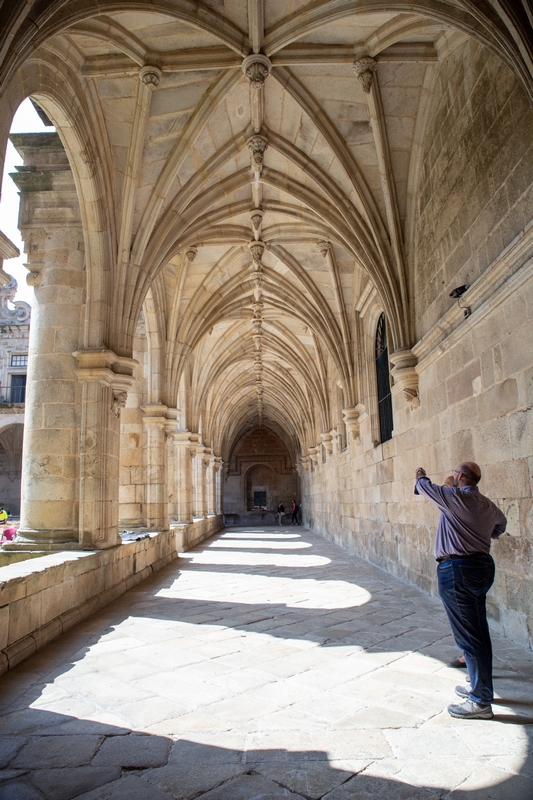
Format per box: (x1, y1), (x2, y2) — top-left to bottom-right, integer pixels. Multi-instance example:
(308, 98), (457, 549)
(206, 451), (216, 516)
(173, 431), (196, 524)
(8, 133), (85, 549)
(164, 409), (179, 523)
(215, 457), (223, 515)
(141, 404), (169, 531)
(74, 350), (136, 549)
(194, 445), (208, 518)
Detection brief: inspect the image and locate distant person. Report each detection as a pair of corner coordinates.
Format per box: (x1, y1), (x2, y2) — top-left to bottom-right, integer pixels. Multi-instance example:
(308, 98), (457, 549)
(415, 462), (506, 720)
(1, 526), (16, 542)
(0, 506), (7, 524)
(291, 500), (299, 526)
(277, 502), (285, 525)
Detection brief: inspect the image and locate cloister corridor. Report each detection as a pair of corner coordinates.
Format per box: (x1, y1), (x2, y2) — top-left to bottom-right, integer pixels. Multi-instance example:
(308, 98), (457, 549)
(1, 525), (532, 800)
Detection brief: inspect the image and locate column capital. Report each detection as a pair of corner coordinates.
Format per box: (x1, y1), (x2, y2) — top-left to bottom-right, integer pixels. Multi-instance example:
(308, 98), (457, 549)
(320, 431), (333, 455)
(172, 430), (198, 450)
(342, 406), (362, 443)
(74, 349), (138, 381)
(141, 404), (168, 424)
(389, 348), (420, 408)
(74, 351), (137, 418)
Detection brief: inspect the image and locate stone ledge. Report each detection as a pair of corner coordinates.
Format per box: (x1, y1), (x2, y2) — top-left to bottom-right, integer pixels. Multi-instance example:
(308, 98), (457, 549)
(0, 516), (223, 675)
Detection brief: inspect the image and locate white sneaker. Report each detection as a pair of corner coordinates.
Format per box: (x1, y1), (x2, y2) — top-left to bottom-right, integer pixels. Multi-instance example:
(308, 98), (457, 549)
(448, 699), (493, 719)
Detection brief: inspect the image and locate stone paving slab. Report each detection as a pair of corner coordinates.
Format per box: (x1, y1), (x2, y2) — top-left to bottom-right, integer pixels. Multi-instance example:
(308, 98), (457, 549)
(0, 526), (532, 799)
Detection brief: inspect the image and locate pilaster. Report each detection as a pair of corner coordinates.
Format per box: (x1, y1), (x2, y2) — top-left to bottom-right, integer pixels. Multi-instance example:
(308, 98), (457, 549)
(173, 431), (197, 524)
(141, 404), (169, 531)
(74, 350), (137, 549)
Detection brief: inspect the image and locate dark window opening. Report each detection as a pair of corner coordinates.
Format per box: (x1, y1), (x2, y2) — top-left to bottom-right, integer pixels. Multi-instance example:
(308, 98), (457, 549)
(10, 374), (26, 403)
(375, 313), (393, 443)
(253, 491), (267, 509)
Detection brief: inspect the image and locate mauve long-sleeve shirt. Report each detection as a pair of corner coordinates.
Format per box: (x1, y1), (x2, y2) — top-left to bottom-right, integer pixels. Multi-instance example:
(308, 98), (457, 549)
(415, 477), (507, 559)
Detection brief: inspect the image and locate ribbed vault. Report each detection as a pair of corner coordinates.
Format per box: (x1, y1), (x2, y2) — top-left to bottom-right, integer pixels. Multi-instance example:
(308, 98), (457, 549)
(2, 0), (532, 465)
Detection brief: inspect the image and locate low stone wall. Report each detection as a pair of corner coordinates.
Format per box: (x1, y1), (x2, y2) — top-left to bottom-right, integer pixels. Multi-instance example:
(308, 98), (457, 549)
(0, 515), (223, 675)
(174, 514), (223, 550)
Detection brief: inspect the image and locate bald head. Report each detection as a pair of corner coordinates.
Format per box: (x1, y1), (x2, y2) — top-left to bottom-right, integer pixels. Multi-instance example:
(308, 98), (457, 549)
(457, 462), (481, 485)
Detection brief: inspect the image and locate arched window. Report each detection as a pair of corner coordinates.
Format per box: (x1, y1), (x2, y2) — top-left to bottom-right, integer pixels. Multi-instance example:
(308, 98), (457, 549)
(375, 313), (393, 443)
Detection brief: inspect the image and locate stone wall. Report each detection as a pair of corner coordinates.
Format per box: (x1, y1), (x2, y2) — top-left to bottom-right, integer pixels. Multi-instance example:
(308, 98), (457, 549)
(304, 40), (533, 650)
(223, 426), (298, 525)
(0, 514), (223, 674)
(414, 41), (533, 339)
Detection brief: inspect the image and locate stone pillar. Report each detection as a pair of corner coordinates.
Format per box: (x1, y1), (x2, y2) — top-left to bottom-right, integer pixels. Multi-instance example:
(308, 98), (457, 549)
(141, 404), (169, 531)
(206, 451), (216, 516)
(194, 445), (207, 518)
(215, 457), (223, 515)
(8, 133), (85, 549)
(164, 409), (179, 523)
(173, 431), (196, 524)
(74, 350), (136, 549)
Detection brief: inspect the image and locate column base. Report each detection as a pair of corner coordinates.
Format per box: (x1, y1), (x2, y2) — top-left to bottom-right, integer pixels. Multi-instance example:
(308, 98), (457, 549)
(3, 537), (81, 552)
(170, 522), (190, 552)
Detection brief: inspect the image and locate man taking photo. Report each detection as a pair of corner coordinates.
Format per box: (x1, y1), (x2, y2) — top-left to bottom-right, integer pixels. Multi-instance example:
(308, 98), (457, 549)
(415, 462), (507, 719)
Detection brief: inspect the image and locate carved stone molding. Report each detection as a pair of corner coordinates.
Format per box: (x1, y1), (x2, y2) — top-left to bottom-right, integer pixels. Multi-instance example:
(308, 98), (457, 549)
(343, 406), (362, 442)
(248, 240), (265, 263)
(353, 57), (377, 93)
(242, 54), (272, 87)
(26, 272), (41, 288)
(320, 431), (333, 456)
(140, 65), (162, 87)
(111, 390), (128, 417)
(316, 240), (331, 258)
(389, 348), (420, 408)
(0, 276), (31, 322)
(185, 246), (198, 262)
(247, 134), (269, 166)
(250, 207), (263, 230)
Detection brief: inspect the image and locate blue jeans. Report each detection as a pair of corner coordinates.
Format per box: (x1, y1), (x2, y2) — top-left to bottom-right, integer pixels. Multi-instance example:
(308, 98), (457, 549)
(437, 554), (495, 705)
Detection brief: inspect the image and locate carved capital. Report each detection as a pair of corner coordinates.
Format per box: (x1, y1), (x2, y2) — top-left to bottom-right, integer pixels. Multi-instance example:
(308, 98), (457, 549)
(320, 431), (333, 456)
(316, 240), (331, 258)
(342, 406), (362, 443)
(185, 246), (198, 263)
(26, 271), (41, 288)
(242, 54), (272, 87)
(389, 348), (420, 409)
(247, 134), (269, 166)
(353, 57), (377, 93)
(140, 65), (162, 87)
(111, 390), (128, 418)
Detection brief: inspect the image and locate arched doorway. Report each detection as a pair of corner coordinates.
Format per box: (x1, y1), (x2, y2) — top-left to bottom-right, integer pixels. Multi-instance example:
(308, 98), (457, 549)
(224, 426), (298, 525)
(0, 423), (23, 515)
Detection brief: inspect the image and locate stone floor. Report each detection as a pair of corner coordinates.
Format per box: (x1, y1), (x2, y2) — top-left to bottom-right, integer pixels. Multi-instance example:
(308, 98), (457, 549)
(1, 526), (533, 800)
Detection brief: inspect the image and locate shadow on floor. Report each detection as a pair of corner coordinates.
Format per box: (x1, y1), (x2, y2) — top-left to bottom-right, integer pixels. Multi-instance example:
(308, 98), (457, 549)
(1, 527), (533, 799)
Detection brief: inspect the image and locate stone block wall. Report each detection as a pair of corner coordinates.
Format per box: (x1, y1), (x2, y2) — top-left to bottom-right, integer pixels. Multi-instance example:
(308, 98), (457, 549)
(304, 39), (533, 650)
(414, 41), (533, 339)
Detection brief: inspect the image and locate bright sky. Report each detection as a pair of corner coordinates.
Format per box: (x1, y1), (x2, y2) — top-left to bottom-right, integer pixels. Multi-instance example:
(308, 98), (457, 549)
(0, 98), (56, 306)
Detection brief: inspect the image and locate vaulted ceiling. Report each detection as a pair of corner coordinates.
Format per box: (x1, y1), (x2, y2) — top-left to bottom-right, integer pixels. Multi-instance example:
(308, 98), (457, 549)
(2, 1), (531, 459)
